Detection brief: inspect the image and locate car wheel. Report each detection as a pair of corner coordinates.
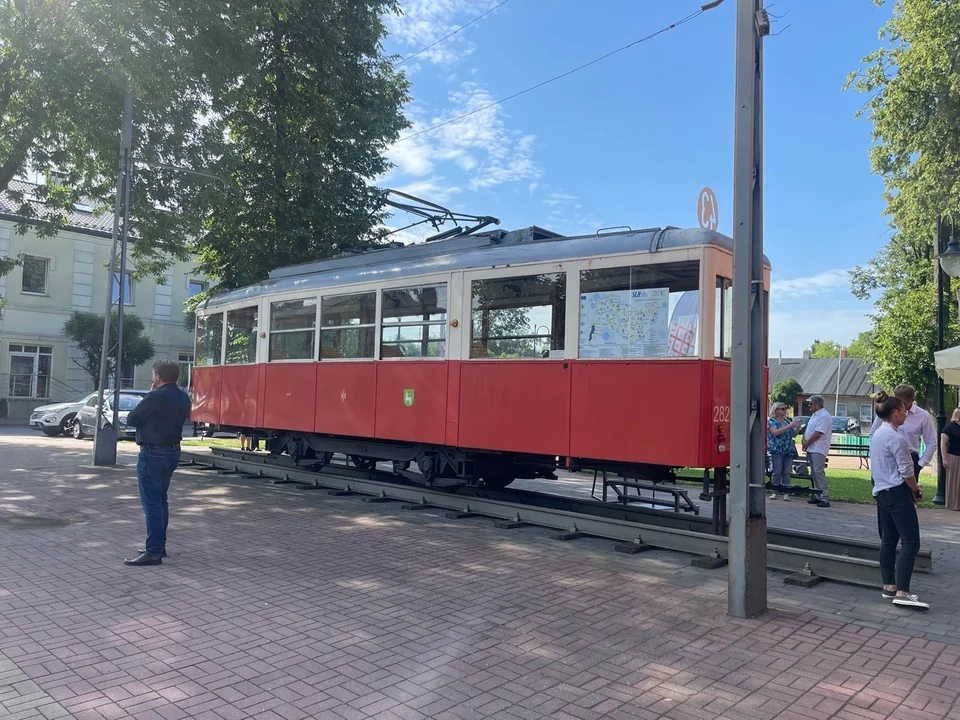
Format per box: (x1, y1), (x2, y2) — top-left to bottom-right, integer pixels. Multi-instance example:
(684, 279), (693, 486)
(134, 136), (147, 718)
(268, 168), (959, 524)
(72, 420), (85, 439)
(59, 414), (76, 435)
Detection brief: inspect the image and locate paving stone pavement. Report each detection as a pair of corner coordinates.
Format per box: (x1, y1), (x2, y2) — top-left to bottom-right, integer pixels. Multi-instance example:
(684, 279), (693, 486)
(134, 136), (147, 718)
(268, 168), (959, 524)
(3, 429), (960, 719)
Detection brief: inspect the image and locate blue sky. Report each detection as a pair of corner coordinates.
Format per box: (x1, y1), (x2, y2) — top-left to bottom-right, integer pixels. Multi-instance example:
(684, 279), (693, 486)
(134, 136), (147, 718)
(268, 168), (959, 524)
(380, 0), (894, 357)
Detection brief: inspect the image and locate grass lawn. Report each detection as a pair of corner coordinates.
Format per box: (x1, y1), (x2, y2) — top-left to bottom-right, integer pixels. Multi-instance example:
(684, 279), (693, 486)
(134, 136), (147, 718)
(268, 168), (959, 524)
(180, 437), (241, 448)
(676, 467), (941, 509)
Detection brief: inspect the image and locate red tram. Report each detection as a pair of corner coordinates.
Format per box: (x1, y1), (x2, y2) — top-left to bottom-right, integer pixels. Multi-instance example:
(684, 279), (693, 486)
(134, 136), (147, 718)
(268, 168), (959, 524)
(190, 225), (771, 489)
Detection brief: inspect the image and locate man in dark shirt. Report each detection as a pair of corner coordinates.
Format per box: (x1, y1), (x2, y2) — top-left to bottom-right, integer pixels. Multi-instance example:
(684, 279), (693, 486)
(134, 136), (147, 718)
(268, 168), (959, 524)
(123, 359), (192, 566)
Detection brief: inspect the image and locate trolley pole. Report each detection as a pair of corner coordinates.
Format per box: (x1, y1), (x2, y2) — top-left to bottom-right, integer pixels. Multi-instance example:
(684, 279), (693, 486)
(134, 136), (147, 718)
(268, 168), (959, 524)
(729, 0), (769, 618)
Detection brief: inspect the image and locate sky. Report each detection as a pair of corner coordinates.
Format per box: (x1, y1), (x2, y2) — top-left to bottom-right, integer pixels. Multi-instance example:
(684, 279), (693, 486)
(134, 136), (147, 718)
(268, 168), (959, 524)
(379, 0), (896, 358)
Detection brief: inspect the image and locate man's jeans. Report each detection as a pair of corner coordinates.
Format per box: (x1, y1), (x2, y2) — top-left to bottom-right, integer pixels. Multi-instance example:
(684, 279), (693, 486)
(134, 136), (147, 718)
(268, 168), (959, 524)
(137, 444), (181, 557)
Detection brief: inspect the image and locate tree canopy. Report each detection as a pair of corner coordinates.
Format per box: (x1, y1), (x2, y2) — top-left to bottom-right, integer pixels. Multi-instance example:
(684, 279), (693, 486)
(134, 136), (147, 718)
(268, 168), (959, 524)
(846, 0), (960, 407)
(810, 339), (842, 358)
(63, 311), (154, 389)
(1, 0), (409, 305)
(770, 377), (803, 408)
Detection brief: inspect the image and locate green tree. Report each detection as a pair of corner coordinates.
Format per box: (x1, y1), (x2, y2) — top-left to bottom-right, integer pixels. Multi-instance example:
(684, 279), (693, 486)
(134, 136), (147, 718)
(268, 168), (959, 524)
(62, 311), (155, 389)
(810, 339), (842, 358)
(1, 0), (409, 298)
(846, 330), (875, 359)
(770, 377), (803, 409)
(846, 0), (960, 407)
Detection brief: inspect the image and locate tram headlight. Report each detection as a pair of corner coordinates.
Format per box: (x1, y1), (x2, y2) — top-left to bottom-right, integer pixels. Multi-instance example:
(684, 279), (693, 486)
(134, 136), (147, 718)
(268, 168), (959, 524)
(717, 425), (727, 453)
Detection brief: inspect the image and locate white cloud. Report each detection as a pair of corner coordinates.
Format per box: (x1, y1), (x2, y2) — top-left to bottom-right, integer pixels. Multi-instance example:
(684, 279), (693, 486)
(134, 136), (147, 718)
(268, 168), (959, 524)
(771, 268), (853, 299)
(545, 192), (578, 207)
(384, 83), (541, 196)
(393, 178), (462, 203)
(386, 0), (505, 66)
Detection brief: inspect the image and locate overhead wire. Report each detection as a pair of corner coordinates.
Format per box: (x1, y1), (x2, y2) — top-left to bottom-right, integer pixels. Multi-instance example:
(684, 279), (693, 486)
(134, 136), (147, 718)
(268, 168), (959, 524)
(395, 6), (710, 144)
(393, 0), (514, 68)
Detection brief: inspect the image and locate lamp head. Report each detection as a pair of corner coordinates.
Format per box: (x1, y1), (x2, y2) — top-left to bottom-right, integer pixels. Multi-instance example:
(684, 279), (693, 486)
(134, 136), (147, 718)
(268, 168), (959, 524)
(939, 214), (960, 279)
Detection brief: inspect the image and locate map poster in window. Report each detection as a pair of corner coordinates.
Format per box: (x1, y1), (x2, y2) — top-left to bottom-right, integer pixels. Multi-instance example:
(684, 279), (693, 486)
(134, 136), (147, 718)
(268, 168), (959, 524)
(578, 288), (670, 358)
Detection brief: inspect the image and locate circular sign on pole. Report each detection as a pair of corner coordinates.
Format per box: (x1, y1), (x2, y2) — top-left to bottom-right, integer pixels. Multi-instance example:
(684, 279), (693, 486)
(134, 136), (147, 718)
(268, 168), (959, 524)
(697, 187), (719, 231)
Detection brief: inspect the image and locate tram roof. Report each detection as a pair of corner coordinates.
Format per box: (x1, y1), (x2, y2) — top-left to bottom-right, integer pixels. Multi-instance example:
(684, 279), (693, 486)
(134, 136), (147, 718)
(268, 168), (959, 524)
(200, 225), (772, 310)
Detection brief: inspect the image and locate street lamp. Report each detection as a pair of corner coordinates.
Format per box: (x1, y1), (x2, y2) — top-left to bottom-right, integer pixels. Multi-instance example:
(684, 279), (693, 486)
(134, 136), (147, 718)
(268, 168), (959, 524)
(934, 214), (960, 505)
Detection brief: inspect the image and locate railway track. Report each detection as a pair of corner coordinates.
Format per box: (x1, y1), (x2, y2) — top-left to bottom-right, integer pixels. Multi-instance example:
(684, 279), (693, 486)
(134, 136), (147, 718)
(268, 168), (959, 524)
(178, 448), (933, 588)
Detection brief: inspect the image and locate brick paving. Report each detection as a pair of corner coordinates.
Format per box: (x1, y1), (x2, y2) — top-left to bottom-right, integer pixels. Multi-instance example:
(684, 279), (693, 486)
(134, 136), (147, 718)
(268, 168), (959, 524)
(3, 429), (960, 719)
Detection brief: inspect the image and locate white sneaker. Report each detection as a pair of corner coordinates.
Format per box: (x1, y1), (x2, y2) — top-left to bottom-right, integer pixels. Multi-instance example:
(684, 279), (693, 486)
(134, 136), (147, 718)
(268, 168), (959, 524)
(892, 594), (930, 610)
(768, 493), (778, 500)
(781, 494), (791, 502)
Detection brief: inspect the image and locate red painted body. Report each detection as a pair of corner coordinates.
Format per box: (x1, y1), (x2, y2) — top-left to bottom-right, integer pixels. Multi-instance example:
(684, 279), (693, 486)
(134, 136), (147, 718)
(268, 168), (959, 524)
(198, 357), (743, 469)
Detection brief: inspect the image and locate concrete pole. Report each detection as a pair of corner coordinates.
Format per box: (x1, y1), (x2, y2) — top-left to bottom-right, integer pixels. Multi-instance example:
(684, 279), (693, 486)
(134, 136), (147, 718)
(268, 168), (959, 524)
(93, 91), (133, 466)
(728, 0), (768, 618)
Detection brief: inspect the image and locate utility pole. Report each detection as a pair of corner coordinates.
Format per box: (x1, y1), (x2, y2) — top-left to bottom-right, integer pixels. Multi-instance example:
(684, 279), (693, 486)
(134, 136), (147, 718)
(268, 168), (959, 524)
(93, 91), (134, 466)
(729, 0), (769, 618)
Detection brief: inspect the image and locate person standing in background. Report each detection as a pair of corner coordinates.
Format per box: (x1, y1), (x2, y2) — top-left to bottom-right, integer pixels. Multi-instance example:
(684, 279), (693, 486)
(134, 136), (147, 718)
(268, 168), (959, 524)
(802, 395), (833, 507)
(123, 359), (192, 567)
(940, 407), (960, 511)
(869, 384), (936, 480)
(767, 403), (802, 500)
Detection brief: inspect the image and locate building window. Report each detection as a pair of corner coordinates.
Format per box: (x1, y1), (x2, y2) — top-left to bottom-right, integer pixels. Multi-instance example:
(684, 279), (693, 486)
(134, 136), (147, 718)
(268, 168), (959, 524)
(111, 271), (133, 305)
(715, 277), (732, 360)
(320, 292), (375, 359)
(20, 256), (49, 295)
(226, 306), (258, 364)
(195, 313), (223, 366)
(8, 344), (53, 398)
(381, 284), (447, 358)
(580, 262), (699, 359)
(859, 403), (873, 424)
(188, 279), (207, 297)
(269, 298), (316, 361)
(178, 353), (194, 389)
(472, 273), (566, 359)
(836, 403), (847, 418)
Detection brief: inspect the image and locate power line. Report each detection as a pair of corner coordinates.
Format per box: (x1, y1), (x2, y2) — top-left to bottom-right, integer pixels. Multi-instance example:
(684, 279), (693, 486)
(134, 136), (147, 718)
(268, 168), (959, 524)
(393, 0), (514, 68)
(395, 6), (711, 144)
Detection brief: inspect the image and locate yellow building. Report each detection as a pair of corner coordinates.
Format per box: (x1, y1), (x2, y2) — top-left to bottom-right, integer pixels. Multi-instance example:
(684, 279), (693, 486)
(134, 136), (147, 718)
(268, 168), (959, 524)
(0, 180), (206, 422)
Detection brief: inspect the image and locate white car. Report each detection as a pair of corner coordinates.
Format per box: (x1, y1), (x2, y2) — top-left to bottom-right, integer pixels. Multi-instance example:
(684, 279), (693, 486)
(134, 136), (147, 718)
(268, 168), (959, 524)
(29, 393), (96, 437)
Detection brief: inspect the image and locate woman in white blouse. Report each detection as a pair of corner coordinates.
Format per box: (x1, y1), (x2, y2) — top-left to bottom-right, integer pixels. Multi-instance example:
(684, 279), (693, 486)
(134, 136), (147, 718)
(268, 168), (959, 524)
(869, 391), (928, 610)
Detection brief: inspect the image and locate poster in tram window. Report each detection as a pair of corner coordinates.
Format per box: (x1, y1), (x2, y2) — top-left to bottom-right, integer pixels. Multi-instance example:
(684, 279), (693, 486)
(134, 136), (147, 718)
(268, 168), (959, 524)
(578, 288), (669, 358)
(667, 290), (700, 357)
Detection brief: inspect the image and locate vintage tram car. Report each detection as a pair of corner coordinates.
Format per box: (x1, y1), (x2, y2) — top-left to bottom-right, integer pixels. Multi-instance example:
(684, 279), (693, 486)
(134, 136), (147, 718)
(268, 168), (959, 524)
(190, 225), (771, 489)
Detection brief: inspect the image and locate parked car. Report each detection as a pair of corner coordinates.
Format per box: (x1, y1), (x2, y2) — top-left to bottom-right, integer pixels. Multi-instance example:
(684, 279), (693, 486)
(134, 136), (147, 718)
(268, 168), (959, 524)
(72, 391), (148, 440)
(832, 416), (861, 435)
(29, 393), (97, 436)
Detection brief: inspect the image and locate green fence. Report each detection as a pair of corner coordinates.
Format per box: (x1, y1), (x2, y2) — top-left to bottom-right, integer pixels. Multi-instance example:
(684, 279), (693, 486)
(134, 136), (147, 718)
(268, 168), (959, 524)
(833, 434), (870, 456)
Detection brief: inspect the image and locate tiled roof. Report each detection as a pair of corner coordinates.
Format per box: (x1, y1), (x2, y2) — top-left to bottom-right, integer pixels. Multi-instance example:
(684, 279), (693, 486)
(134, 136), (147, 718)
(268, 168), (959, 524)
(767, 357), (877, 397)
(0, 179), (115, 235)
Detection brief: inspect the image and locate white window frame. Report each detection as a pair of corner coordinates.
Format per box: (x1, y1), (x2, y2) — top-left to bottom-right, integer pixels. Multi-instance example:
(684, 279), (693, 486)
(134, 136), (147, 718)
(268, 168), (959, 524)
(836, 402), (847, 418)
(224, 305), (260, 366)
(112, 270), (135, 306)
(7, 344), (53, 398)
(378, 281), (450, 361)
(267, 296), (318, 363)
(319, 290), (378, 362)
(186, 277), (208, 298)
(194, 310), (226, 366)
(20, 254), (52, 296)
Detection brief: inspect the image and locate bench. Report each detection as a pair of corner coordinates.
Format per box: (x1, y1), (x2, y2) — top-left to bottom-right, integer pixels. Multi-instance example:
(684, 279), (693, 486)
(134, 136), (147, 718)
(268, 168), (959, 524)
(829, 437), (870, 470)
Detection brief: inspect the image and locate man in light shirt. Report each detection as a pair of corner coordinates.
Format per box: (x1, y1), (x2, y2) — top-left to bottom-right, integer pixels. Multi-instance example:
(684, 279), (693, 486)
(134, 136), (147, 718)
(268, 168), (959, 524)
(869, 384), (936, 479)
(802, 395), (833, 507)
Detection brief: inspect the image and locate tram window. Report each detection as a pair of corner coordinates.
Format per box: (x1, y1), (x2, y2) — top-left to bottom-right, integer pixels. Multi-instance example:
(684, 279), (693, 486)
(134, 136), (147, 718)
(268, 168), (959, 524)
(579, 262), (699, 359)
(195, 313), (223, 366)
(380, 284), (447, 358)
(269, 298), (316, 361)
(471, 273), (566, 359)
(320, 292), (376, 359)
(225, 306), (258, 365)
(715, 278), (733, 360)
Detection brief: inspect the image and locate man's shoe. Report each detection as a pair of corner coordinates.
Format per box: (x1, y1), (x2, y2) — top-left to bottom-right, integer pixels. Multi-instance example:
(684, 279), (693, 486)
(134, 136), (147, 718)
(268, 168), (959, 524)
(818, 500), (831, 508)
(124, 552), (162, 566)
(138, 548), (167, 557)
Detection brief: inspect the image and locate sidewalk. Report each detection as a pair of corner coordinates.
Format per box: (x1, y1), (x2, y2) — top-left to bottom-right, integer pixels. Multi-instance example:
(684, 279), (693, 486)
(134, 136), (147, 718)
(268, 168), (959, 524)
(2, 430), (960, 719)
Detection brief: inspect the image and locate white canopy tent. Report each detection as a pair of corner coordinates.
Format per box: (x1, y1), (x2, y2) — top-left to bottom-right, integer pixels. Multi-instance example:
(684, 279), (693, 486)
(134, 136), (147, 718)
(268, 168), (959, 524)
(935, 345), (960, 385)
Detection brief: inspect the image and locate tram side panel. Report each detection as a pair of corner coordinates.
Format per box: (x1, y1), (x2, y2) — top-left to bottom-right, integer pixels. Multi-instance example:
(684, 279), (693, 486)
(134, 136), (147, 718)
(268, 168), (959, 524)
(219, 365), (259, 428)
(262, 362), (317, 432)
(457, 360), (572, 456)
(569, 360), (702, 467)
(314, 362), (378, 439)
(704, 360), (731, 469)
(190, 366), (222, 426)
(374, 361), (448, 445)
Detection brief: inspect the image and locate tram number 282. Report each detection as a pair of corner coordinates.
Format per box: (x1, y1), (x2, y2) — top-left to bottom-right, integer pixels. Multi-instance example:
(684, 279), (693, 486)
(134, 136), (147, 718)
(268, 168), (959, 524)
(712, 405), (731, 423)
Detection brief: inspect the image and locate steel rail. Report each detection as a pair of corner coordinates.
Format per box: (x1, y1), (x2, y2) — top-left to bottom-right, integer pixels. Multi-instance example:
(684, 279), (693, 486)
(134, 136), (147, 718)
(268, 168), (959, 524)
(178, 449), (929, 588)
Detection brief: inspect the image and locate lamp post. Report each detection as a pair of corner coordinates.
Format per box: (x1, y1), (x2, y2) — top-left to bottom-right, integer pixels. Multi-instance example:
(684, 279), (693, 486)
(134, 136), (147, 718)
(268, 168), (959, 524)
(934, 214), (960, 505)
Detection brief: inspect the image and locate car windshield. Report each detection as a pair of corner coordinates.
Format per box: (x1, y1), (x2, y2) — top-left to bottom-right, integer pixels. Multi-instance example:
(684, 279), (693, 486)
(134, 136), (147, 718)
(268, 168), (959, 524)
(108, 395), (142, 411)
